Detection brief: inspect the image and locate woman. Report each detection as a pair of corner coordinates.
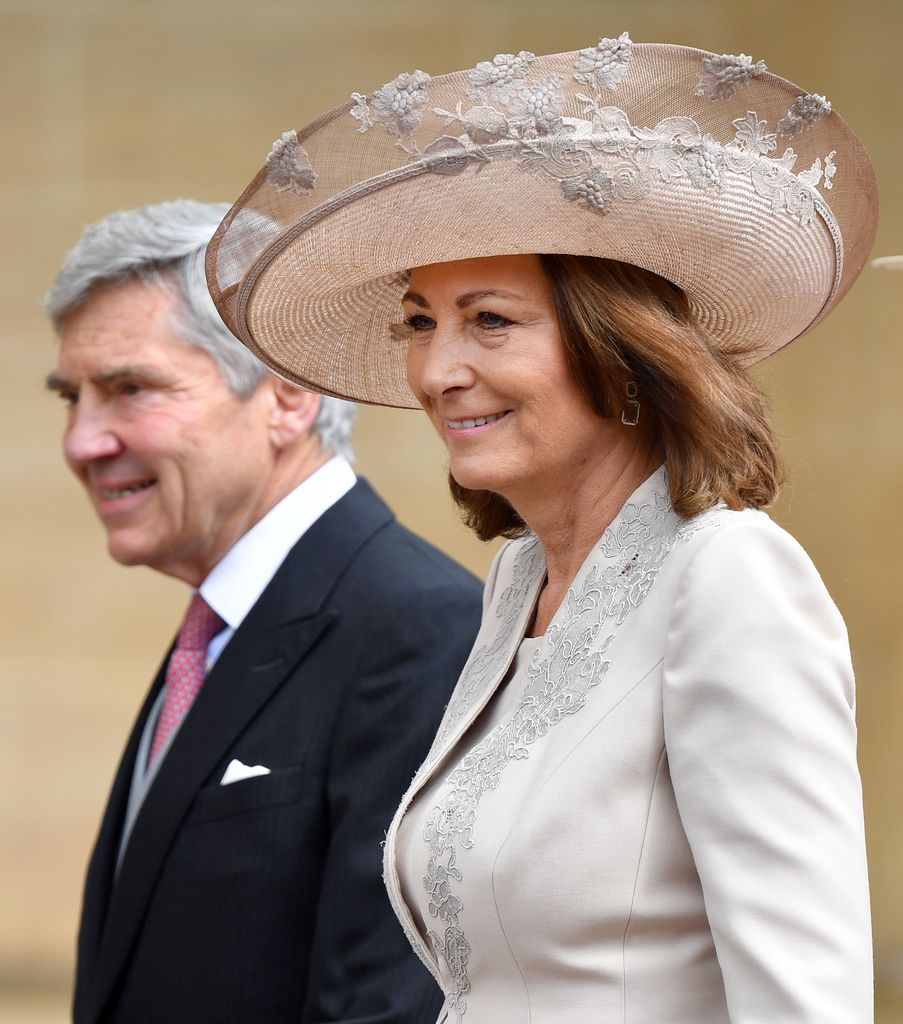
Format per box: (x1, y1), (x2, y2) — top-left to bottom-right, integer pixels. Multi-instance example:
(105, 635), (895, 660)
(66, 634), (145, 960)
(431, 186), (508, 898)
(207, 35), (877, 1023)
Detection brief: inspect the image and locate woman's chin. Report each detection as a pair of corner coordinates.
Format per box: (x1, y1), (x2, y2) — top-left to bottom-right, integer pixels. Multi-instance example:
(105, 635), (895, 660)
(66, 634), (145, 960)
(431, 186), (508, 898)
(449, 466), (517, 501)
(450, 464), (503, 494)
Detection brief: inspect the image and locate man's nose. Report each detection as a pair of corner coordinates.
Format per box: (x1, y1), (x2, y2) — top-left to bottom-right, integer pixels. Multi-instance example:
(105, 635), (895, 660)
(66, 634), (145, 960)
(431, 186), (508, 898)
(63, 401), (123, 470)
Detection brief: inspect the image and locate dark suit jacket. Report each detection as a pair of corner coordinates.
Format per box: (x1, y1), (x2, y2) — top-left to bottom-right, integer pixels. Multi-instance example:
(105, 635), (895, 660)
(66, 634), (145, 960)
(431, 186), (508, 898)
(73, 480), (482, 1024)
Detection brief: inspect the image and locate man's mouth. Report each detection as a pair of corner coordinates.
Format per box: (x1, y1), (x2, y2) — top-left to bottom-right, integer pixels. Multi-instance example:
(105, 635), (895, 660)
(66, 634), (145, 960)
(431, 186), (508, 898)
(98, 479), (156, 500)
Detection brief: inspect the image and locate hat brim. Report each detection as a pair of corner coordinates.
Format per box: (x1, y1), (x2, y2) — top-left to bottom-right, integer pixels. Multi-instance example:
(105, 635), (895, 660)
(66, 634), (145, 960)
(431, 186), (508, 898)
(207, 42), (878, 408)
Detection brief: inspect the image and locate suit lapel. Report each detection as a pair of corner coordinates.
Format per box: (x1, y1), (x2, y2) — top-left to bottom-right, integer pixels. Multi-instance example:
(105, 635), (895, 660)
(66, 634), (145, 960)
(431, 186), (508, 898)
(88, 479), (394, 1022)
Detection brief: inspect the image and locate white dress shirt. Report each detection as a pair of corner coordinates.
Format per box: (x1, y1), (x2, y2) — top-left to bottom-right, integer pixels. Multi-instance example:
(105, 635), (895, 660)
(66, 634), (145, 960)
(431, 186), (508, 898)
(200, 455), (356, 667)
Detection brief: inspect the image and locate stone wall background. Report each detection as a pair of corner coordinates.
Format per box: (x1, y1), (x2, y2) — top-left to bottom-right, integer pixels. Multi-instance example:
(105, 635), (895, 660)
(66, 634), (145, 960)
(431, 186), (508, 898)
(2, 0), (901, 1017)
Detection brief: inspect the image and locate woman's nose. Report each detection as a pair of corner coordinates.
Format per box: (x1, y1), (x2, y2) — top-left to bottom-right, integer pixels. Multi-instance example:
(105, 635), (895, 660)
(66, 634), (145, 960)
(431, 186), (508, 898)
(411, 329), (476, 399)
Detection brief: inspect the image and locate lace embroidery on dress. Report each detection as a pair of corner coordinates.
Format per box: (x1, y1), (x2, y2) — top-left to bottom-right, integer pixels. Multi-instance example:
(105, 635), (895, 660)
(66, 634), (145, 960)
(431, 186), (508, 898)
(432, 537), (544, 752)
(265, 130), (317, 196)
(421, 480), (710, 1023)
(345, 37), (839, 229)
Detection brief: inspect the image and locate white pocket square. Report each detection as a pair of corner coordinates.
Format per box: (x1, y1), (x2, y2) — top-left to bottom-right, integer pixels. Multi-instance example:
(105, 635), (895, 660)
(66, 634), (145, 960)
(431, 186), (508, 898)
(220, 758), (271, 786)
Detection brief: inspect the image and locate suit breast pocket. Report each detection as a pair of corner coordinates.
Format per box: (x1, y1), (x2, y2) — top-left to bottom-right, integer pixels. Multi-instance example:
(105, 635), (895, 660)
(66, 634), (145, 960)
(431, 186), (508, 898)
(185, 766), (308, 826)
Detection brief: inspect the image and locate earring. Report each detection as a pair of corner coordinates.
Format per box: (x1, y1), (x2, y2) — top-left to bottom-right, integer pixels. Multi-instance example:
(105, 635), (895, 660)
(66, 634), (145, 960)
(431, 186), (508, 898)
(621, 381), (640, 426)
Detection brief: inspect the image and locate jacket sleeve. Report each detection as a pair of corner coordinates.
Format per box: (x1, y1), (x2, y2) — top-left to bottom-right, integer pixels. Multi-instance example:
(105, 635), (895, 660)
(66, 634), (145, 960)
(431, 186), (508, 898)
(662, 515), (872, 1023)
(300, 576), (482, 1024)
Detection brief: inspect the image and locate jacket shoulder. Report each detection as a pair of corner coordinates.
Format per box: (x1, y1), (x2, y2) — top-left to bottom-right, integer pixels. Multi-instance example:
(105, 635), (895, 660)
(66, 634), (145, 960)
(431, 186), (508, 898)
(675, 505), (825, 580)
(352, 519), (482, 598)
(667, 504), (848, 648)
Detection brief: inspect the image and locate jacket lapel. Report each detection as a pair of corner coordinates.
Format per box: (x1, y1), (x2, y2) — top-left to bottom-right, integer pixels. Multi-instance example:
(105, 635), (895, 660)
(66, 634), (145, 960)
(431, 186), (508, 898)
(421, 534), (545, 773)
(381, 534), (545, 975)
(87, 479), (394, 1022)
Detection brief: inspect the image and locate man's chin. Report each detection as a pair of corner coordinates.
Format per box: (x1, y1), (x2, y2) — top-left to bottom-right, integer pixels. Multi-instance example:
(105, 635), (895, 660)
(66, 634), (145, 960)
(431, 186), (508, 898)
(105, 535), (155, 568)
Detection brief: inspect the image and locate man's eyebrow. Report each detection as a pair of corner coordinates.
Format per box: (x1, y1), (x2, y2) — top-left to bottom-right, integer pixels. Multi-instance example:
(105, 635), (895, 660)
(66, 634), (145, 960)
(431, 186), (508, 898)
(45, 372), (70, 393)
(45, 366), (167, 392)
(400, 288), (526, 309)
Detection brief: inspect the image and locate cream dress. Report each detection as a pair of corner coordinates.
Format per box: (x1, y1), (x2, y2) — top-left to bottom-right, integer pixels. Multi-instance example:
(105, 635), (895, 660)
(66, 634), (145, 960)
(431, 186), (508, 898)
(384, 467), (872, 1024)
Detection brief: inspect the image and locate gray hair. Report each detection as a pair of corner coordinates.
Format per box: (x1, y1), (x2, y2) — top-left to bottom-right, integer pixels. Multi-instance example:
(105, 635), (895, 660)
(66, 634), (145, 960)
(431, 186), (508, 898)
(45, 199), (356, 458)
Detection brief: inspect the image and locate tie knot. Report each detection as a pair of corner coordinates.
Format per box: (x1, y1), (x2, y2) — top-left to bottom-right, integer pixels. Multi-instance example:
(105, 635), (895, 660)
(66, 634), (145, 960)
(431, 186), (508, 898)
(177, 592), (225, 652)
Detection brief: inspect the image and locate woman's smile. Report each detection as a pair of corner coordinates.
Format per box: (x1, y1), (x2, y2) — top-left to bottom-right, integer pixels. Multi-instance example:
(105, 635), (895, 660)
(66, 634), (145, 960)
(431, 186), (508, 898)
(443, 410), (511, 434)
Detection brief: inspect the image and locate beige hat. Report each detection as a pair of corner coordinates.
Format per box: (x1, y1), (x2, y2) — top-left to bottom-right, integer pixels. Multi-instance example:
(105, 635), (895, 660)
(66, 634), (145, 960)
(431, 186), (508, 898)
(206, 34), (878, 408)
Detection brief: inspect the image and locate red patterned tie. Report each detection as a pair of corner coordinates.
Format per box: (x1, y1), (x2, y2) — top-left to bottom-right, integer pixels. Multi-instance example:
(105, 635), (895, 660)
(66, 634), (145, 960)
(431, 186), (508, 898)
(148, 593), (225, 766)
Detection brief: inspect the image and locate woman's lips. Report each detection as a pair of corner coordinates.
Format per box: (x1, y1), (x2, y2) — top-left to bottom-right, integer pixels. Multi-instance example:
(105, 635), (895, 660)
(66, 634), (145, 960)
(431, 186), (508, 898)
(444, 410), (510, 432)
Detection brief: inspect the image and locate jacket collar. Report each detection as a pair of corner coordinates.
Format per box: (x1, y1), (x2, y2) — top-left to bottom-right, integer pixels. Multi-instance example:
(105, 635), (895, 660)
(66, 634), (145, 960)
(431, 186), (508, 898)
(423, 465), (673, 771)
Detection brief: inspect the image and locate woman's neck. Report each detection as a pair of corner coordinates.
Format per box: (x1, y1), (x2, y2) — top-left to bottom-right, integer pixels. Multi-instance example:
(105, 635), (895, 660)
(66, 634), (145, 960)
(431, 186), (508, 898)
(518, 441), (662, 637)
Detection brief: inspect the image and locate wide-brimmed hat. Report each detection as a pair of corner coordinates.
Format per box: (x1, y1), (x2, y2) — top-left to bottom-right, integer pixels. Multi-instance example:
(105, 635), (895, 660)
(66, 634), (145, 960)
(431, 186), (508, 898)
(206, 34), (877, 409)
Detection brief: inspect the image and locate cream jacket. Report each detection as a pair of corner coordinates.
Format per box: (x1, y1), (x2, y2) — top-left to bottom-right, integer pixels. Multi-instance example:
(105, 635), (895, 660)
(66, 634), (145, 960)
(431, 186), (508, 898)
(384, 469), (872, 1024)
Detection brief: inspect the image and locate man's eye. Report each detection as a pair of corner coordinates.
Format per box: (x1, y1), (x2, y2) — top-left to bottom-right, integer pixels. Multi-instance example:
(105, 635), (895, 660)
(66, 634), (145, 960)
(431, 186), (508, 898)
(403, 313), (435, 332)
(476, 311), (513, 329)
(57, 390), (78, 406)
(119, 382), (143, 396)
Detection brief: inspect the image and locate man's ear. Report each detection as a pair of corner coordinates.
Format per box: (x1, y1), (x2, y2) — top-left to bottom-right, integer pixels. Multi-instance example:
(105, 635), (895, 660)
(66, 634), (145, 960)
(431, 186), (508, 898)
(267, 378), (321, 450)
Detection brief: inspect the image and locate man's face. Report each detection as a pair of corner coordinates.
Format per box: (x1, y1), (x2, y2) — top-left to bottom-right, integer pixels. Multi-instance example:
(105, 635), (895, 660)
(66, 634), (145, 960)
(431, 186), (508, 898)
(49, 278), (278, 585)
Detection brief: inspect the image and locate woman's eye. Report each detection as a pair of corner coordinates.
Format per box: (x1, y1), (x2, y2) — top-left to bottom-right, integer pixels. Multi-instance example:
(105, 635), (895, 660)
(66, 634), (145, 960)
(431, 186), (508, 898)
(403, 313), (435, 332)
(476, 311), (513, 329)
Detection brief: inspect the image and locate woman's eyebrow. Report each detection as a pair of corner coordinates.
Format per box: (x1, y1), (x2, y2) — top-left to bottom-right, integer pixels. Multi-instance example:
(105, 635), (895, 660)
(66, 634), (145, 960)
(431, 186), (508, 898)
(401, 288), (525, 308)
(455, 289), (523, 308)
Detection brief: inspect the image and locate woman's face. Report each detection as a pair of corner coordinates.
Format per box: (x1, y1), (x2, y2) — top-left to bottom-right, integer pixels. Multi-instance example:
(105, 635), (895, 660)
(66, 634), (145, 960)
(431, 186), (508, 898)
(403, 254), (626, 507)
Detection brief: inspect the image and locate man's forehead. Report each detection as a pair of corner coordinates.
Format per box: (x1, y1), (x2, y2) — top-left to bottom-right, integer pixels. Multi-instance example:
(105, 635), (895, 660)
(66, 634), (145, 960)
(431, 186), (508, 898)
(61, 278), (175, 336)
(56, 280), (185, 373)
(55, 325), (171, 380)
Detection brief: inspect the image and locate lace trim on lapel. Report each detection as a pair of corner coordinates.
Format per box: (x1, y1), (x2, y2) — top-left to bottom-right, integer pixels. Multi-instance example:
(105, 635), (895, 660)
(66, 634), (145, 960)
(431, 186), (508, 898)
(432, 535), (544, 754)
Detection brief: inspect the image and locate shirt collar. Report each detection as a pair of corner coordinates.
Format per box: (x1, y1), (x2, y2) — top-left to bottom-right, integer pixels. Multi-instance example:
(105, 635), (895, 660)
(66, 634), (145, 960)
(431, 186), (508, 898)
(199, 455), (356, 631)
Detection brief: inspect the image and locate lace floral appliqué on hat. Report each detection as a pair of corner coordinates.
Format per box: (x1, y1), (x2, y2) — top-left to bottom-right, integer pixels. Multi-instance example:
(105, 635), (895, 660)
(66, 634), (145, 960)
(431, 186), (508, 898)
(778, 93), (831, 137)
(732, 112), (777, 155)
(507, 76), (565, 135)
(351, 70), (432, 137)
(573, 32), (634, 91)
(695, 52), (767, 100)
(468, 51), (535, 103)
(343, 39), (839, 232)
(265, 131), (317, 196)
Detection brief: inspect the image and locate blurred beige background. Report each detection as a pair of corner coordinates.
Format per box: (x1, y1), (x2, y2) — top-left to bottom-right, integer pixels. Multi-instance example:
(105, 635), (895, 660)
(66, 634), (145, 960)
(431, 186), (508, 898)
(2, 0), (901, 1019)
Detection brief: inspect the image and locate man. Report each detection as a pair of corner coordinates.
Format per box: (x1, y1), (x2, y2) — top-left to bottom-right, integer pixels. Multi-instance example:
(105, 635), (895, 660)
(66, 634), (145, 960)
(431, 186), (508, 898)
(45, 200), (482, 1024)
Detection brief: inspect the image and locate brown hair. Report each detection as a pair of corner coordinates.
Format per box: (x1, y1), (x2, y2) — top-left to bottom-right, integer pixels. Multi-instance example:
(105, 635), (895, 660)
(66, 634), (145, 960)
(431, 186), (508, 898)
(450, 254), (783, 541)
